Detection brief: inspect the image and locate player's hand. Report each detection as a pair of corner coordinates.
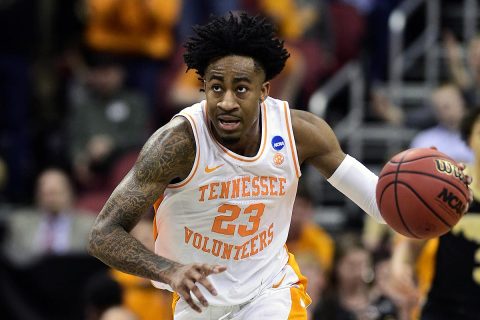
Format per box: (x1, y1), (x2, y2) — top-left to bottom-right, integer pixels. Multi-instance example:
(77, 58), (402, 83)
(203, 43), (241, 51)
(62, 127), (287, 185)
(167, 263), (227, 313)
(428, 147), (473, 213)
(458, 162), (474, 213)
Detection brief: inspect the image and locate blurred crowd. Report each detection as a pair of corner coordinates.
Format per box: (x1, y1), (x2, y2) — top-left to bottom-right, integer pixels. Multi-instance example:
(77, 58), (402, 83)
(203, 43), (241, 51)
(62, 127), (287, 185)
(0, 0), (479, 319)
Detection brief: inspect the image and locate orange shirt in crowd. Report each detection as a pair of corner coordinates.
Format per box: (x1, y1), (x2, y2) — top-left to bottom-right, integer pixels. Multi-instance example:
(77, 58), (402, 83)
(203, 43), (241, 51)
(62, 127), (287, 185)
(111, 269), (173, 320)
(287, 222), (335, 272)
(85, 0), (182, 59)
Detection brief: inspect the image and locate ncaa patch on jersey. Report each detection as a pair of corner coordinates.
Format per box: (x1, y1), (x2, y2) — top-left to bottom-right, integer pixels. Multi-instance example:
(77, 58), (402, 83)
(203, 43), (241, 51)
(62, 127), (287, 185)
(271, 136), (285, 151)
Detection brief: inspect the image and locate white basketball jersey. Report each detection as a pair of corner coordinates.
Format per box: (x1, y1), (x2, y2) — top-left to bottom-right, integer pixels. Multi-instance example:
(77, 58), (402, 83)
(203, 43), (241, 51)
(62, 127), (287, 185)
(152, 97), (301, 306)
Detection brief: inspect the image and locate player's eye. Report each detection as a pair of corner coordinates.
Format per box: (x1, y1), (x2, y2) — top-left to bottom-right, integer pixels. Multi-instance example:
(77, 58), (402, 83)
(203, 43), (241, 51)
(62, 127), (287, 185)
(237, 86), (247, 94)
(212, 85), (222, 92)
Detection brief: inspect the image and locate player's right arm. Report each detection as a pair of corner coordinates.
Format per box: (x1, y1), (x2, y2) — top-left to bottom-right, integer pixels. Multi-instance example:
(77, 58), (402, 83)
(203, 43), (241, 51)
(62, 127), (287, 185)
(87, 116), (225, 312)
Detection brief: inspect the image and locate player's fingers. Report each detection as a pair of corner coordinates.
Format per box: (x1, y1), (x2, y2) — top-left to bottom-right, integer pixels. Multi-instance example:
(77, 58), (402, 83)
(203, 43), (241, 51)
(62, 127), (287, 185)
(197, 277), (218, 296)
(212, 265), (227, 273)
(429, 146), (438, 150)
(190, 283), (209, 307)
(181, 281), (202, 313)
(186, 268), (203, 283)
(465, 175), (473, 185)
(199, 264), (227, 276)
(457, 162), (472, 181)
(190, 264), (225, 297)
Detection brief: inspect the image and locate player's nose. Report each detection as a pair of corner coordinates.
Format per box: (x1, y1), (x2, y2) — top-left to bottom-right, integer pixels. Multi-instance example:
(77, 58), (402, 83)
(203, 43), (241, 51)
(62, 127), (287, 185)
(217, 90), (239, 111)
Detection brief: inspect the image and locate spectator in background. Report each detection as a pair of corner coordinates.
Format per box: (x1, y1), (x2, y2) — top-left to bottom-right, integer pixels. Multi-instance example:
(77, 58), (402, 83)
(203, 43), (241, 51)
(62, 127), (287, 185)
(444, 31), (480, 107)
(84, 272), (137, 320)
(68, 50), (148, 195)
(369, 248), (415, 320)
(313, 234), (407, 320)
(83, 0), (182, 125)
(314, 235), (374, 319)
(1, 168), (95, 266)
(409, 84), (474, 163)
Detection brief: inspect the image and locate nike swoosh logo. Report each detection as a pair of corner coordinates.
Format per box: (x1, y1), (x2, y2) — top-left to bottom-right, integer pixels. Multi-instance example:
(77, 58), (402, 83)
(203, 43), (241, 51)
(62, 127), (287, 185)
(272, 274), (286, 289)
(205, 164), (224, 173)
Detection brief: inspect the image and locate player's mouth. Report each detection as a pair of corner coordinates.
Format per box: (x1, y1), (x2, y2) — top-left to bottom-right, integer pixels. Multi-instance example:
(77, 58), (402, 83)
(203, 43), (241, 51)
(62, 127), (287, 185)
(218, 115), (241, 131)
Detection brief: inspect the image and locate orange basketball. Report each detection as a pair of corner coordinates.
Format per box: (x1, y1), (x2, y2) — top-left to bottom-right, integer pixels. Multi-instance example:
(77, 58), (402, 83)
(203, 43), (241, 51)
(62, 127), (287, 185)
(376, 148), (469, 239)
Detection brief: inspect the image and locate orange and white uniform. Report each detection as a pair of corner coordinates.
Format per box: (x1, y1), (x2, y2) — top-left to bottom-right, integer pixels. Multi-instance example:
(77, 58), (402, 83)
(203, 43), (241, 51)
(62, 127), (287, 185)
(152, 97), (310, 318)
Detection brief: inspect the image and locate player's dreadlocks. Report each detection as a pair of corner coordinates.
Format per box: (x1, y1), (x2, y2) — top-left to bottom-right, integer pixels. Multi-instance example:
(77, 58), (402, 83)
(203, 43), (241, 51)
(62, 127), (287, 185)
(183, 12), (290, 81)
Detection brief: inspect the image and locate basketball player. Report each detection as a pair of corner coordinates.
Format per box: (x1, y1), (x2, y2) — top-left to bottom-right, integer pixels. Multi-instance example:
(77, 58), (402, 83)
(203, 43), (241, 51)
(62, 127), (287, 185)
(390, 107), (480, 320)
(86, 13), (461, 319)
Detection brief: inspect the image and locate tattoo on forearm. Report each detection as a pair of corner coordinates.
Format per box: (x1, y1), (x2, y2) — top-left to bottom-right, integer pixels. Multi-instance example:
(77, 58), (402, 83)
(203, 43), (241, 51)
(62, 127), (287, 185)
(88, 118), (195, 282)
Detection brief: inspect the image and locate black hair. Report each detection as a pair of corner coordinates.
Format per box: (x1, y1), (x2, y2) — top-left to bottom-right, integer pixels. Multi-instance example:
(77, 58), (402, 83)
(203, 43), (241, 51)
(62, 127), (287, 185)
(84, 272), (123, 316)
(460, 107), (480, 143)
(183, 12), (290, 81)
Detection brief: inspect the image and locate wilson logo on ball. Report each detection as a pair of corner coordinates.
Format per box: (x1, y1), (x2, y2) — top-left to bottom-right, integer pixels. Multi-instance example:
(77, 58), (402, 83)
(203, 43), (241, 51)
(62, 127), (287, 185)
(435, 159), (464, 181)
(436, 187), (466, 216)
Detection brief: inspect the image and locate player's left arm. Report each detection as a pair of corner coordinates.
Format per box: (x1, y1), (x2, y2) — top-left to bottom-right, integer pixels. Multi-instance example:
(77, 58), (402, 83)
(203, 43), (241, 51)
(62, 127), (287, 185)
(291, 109), (385, 223)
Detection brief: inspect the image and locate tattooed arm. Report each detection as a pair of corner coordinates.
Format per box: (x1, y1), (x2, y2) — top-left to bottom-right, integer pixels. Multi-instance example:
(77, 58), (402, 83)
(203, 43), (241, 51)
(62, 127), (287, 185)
(87, 116), (225, 312)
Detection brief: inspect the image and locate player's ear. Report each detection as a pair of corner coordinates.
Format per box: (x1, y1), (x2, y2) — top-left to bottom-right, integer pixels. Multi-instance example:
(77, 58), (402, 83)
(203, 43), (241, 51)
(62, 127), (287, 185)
(260, 81), (270, 102)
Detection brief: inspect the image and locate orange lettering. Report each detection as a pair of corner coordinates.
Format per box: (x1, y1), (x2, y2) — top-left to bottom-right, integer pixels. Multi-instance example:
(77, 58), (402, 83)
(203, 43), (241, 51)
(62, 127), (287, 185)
(238, 203), (265, 237)
(267, 223), (274, 245)
(193, 233), (202, 249)
(234, 245), (243, 260)
(201, 236), (211, 253)
(222, 243), (234, 259)
(212, 204), (241, 235)
(269, 176), (278, 196)
(278, 177), (286, 195)
(198, 185), (208, 202)
(240, 242), (250, 259)
(211, 239), (222, 257)
(208, 182), (219, 200)
(260, 176), (269, 196)
(251, 176), (260, 196)
(259, 230), (267, 251)
(184, 227), (194, 243)
(231, 178), (241, 198)
(241, 176), (251, 197)
(220, 181), (231, 199)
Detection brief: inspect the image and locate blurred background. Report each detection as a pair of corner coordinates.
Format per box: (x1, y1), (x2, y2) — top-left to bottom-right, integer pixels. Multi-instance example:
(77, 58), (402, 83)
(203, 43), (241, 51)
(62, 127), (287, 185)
(0, 0), (478, 319)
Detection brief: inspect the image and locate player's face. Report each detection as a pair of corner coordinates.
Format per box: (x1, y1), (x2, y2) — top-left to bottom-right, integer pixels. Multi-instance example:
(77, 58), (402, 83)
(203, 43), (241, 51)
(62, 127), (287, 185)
(204, 55), (269, 149)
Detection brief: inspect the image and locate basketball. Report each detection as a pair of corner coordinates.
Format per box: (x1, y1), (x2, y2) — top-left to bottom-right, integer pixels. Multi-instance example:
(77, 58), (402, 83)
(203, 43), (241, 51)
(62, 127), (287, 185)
(376, 148), (469, 239)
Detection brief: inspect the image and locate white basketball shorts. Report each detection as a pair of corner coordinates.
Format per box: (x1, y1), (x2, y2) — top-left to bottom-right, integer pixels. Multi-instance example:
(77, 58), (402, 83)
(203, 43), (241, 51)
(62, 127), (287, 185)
(172, 260), (311, 320)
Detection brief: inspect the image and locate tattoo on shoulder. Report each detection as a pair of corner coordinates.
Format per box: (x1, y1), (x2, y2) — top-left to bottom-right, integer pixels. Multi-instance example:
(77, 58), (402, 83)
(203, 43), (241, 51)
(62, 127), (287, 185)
(135, 117), (196, 184)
